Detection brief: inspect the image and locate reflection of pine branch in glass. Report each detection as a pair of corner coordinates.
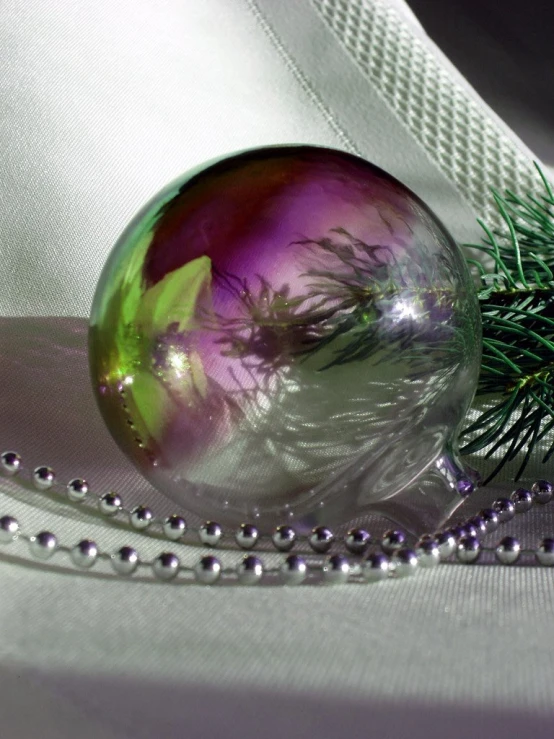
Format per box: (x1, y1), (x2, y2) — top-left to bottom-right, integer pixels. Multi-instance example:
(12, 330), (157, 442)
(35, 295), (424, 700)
(206, 265), (333, 372)
(204, 228), (459, 375)
(186, 227), (468, 506)
(292, 228), (395, 370)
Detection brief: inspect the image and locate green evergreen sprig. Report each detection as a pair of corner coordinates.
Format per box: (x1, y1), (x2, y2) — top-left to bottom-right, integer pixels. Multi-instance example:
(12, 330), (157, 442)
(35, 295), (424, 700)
(461, 164), (554, 482)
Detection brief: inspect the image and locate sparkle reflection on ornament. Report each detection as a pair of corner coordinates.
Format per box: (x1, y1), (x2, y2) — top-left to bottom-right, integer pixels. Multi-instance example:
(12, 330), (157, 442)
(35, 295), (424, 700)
(89, 145), (481, 532)
(393, 300), (419, 321)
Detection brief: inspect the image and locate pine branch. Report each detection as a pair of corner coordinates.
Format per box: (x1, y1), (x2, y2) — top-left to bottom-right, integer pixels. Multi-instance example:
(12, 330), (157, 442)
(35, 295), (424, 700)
(460, 163), (554, 482)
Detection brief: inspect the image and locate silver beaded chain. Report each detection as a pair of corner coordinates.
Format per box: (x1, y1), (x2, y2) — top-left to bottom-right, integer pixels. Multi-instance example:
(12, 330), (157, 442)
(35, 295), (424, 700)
(1, 450), (554, 585)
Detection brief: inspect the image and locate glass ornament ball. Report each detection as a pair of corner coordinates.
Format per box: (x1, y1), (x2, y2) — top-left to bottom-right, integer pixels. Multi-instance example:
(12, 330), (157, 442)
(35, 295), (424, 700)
(89, 145), (481, 534)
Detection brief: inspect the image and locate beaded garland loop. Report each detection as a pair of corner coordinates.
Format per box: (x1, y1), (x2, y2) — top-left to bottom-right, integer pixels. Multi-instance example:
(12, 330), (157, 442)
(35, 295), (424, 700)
(1, 450), (553, 586)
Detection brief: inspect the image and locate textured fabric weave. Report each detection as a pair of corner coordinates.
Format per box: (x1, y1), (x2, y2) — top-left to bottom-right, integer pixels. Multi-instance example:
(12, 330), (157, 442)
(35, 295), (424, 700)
(313, 0), (541, 224)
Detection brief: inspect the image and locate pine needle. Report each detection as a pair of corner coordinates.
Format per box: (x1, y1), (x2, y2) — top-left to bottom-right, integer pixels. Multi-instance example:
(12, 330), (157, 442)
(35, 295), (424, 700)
(461, 164), (554, 481)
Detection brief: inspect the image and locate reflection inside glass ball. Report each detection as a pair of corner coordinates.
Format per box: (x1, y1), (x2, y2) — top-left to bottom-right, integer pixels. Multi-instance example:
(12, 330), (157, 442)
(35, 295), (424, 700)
(89, 146), (481, 531)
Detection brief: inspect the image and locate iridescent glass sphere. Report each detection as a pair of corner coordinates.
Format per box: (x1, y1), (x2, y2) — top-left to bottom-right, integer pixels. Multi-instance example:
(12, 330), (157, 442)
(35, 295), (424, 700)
(89, 145), (481, 532)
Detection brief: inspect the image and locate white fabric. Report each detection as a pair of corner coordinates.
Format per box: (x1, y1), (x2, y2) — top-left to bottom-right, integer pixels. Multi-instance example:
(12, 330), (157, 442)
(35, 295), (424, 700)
(1, 1), (554, 737)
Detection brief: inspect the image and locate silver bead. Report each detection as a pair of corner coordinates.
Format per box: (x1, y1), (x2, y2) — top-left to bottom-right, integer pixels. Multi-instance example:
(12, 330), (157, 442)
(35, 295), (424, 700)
(536, 538), (554, 566)
(152, 552), (180, 581)
(479, 508), (499, 533)
(67, 478), (89, 502)
(309, 526), (334, 553)
(418, 533), (435, 543)
(450, 524), (468, 540)
(415, 539), (441, 568)
(532, 480), (553, 505)
(492, 498), (516, 523)
(381, 529), (406, 554)
(362, 552), (390, 582)
(345, 528), (371, 555)
(0, 515), (19, 543)
(272, 525), (296, 552)
(323, 554), (350, 584)
(111, 546), (139, 575)
(70, 539), (98, 568)
(391, 548), (418, 577)
(280, 554), (308, 585)
(510, 487), (533, 513)
(1, 451), (21, 476)
(194, 555), (222, 584)
(435, 531), (456, 559)
(199, 521), (222, 547)
(33, 465), (55, 491)
(99, 491), (122, 516)
(162, 514), (187, 541)
(495, 536), (521, 565)
(129, 505), (154, 530)
(235, 523), (259, 550)
(456, 535), (480, 564)
(466, 516), (487, 536)
(29, 531), (57, 560)
(237, 554), (263, 585)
